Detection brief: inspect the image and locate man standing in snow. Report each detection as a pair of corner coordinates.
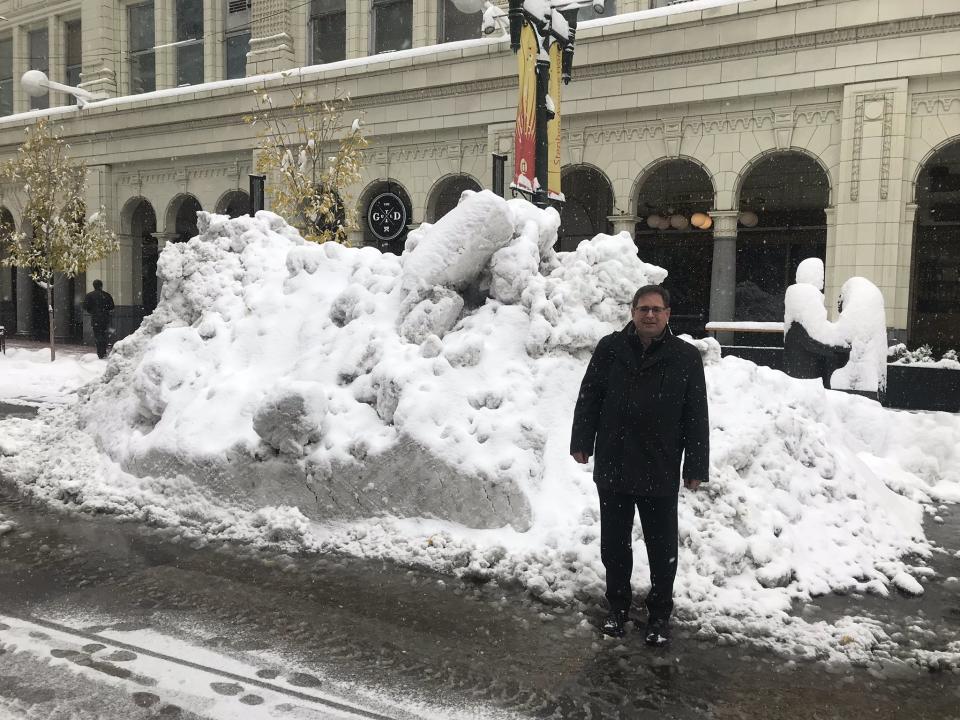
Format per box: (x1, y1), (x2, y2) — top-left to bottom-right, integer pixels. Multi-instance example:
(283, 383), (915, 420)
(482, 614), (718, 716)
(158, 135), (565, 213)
(570, 285), (709, 646)
(84, 279), (115, 359)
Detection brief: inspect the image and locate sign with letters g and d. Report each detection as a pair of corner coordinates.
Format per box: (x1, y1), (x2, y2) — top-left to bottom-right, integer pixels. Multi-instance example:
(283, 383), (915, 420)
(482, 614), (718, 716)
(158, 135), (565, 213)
(367, 192), (408, 242)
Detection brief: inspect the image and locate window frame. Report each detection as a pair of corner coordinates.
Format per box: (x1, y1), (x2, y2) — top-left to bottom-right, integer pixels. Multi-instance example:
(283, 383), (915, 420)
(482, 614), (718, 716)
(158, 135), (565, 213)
(437, 0), (478, 44)
(64, 19), (83, 89)
(28, 26), (50, 110)
(174, 0), (204, 86)
(127, 0), (157, 95)
(369, 0), (413, 55)
(309, 0), (347, 66)
(0, 37), (13, 117)
(224, 0), (251, 80)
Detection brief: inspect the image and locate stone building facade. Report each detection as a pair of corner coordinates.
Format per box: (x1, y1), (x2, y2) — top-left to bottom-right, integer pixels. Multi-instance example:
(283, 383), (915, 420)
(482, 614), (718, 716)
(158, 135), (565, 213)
(1, 0), (959, 350)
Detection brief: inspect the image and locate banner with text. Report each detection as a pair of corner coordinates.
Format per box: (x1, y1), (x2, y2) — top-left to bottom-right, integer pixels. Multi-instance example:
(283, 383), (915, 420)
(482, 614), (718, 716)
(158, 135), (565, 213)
(547, 41), (563, 201)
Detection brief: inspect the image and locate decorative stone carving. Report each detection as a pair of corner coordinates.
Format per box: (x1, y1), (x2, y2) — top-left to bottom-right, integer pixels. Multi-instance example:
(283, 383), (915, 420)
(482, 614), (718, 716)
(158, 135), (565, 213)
(850, 91), (893, 202)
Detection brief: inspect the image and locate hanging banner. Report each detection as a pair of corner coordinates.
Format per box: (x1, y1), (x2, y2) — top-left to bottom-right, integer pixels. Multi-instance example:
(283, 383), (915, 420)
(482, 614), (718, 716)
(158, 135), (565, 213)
(511, 23), (538, 195)
(547, 40), (563, 201)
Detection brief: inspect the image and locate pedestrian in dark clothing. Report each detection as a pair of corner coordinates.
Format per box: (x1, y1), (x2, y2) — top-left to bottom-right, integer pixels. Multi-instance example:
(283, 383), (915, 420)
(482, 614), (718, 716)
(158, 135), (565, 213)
(570, 285), (710, 646)
(84, 279), (115, 359)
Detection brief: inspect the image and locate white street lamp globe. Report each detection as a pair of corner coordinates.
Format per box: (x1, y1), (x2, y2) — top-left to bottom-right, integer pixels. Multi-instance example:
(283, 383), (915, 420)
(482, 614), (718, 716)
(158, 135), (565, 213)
(670, 214), (689, 230)
(450, 0), (485, 13)
(21, 70), (49, 98)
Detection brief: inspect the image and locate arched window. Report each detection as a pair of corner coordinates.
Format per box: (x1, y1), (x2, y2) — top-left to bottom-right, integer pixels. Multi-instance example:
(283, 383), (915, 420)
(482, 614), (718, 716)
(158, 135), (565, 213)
(558, 165), (613, 252)
(736, 152), (829, 321)
(911, 140), (960, 351)
(426, 175), (482, 223)
(634, 160), (715, 336)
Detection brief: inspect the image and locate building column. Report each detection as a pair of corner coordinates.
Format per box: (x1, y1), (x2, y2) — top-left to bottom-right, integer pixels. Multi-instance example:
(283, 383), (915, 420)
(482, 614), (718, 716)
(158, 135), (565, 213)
(15, 269), (33, 337)
(154, 0), (176, 90)
(892, 202), (919, 344)
(79, 0), (119, 98)
(48, 16), (67, 107)
(249, 0), (296, 74)
(413, 0), (430, 48)
(832, 79), (909, 335)
(823, 207), (838, 319)
(12, 26), (26, 113)
(607, 214), (640, 240)
(204, 0), (222, 82)
(709, 210), (738, 324)
(53, 273), (72, 341)
(346, 0), (367, 59)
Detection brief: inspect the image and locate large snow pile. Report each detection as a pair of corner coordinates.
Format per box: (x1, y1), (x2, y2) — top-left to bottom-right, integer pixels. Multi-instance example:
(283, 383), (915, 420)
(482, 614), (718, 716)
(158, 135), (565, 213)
(60, 191), (664, 532)
(1, 193), (959, 664)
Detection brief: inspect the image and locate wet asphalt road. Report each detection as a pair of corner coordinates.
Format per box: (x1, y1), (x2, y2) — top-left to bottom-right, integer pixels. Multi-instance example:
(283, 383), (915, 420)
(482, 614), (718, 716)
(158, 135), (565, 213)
(1, 406), (960, 719)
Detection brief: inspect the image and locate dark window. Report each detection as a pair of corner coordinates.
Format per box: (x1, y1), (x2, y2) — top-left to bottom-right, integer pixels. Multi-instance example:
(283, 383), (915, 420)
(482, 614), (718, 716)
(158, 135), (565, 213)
(577, 0), (615, 21)
(65, 21), (82, 88)
(129, 2), (156, 94)
(29, 28), (49, 110)
(176, 0), (204, 85)
(371, 0), (412, 54)
(311, 0), (346, 64)
(225, 0), (251, 79)
(0, 39), (12, 116)
(225, 33), (250, 79)
(438, 0), (476, 43)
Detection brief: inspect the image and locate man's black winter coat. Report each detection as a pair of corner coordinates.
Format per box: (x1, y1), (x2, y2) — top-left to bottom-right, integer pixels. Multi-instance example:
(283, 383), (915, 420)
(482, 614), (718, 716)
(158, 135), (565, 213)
(570, 323), (710, 496)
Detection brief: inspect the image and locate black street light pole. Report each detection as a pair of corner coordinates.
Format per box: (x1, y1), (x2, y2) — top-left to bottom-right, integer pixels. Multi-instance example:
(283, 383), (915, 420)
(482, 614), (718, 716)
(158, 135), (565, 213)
(506, 0), (584, 210)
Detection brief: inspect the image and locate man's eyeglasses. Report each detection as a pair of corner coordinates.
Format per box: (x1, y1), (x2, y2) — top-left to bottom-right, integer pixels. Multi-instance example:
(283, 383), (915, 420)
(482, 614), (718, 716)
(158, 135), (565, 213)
(635, 306), (667, 315)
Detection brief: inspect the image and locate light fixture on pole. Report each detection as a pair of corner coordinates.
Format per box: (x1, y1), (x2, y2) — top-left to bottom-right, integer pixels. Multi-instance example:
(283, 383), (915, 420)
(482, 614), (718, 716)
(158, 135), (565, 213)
(21, 70), (105, 108)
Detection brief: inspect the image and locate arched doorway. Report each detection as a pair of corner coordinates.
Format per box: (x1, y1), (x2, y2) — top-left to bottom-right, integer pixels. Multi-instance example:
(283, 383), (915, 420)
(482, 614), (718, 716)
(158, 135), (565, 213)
(130, 200), (158, 317)
(216, 190), (250, 219)
(168, 194), (203, 244)
(0, 207), (15, 333)
(359, 180), (413, 254)
(559, 165), (613, 252)
(736, 152), (829, 321)
(426, 175), (482, 223)
(912, 140), (960, 352)
(634, 160), (715, 336)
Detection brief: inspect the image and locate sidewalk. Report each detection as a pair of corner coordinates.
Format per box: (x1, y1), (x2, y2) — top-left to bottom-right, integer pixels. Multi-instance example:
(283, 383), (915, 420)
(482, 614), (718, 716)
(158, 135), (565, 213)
(2, 336), (93, 357)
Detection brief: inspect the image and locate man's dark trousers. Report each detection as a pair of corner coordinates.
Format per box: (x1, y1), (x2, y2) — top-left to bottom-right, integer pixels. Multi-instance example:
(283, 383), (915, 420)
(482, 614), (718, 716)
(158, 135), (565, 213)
(599, 489), (678, 619)
(92, 325), (109, 359)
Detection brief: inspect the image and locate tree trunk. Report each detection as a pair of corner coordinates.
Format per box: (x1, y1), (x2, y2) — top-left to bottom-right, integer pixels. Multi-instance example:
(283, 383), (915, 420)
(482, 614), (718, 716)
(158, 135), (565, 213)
(47, 283), (56, 362)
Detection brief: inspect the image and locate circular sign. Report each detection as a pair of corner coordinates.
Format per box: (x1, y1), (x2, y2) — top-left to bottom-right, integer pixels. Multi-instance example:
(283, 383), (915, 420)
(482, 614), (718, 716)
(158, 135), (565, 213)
(367, 192), (408, 242)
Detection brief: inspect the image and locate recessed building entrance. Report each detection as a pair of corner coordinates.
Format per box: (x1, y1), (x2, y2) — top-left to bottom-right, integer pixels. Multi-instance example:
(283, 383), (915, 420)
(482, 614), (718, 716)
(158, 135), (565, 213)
(911, 140), (960, 352)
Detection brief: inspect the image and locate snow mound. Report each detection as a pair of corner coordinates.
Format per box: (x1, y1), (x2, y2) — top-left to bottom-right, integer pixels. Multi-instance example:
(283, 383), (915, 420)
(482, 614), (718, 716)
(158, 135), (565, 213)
(66, 193), (666, 532)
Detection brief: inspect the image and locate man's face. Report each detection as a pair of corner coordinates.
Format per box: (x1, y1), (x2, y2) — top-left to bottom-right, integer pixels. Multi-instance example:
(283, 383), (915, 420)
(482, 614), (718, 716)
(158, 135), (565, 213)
(631, 292), (670, 340)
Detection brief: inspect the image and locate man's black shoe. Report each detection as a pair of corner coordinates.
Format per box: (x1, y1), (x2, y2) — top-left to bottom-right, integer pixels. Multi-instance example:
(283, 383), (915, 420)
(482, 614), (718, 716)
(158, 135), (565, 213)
(644, 615), (671, 646)
(601, 610), (629, 638)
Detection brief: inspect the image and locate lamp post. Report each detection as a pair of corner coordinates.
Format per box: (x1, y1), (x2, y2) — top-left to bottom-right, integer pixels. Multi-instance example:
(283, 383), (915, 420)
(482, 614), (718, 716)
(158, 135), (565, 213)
(21, 70), (105, 108)
(504, 0), (601, 209)
(454, 0), (602, 210)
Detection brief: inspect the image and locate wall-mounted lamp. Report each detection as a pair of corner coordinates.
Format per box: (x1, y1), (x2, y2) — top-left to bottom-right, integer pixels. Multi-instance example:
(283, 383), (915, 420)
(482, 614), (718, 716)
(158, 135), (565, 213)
(21, 70), (105, 108)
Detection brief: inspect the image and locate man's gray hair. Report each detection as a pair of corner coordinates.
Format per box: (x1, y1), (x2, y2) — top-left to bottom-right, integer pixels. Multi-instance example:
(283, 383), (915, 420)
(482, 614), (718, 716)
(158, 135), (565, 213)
(632, 284), (670, 309)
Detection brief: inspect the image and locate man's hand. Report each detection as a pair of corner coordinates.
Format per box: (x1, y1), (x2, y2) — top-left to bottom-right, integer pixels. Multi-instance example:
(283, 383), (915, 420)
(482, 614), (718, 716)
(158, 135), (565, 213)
(571, 452), (590, 464)
(683, 479), (702, 491)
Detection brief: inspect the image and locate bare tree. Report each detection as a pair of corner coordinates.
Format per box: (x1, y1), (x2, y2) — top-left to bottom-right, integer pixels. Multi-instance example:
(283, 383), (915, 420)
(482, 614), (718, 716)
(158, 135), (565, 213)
(246, 81), (367, 244)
